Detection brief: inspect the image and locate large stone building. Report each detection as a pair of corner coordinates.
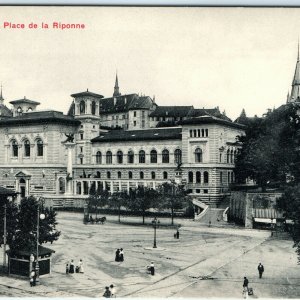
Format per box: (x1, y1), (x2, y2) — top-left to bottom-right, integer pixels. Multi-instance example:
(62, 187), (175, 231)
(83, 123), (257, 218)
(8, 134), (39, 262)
(0, 76), (245, 207)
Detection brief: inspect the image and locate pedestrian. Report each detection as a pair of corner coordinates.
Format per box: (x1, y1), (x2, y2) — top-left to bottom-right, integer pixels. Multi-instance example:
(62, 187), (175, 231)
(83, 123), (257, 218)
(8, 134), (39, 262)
(115, 249), (120, 262)
(119, 248), (124, 262)
(258, 262), (264, 278)
(78, 259), (84, 273)
(30, 270), (35, 287)
(103, 286), (111, 298)
(69, 259), (75, 274)
(242, 286), (248, 299)
(176, 229), (179, 239)
(110, 284), (116, 298)
(150, 261), (155, 276)
(30, 276), (34, 287)
(66, 263), (69, 274)
(243, 277), (249, 292)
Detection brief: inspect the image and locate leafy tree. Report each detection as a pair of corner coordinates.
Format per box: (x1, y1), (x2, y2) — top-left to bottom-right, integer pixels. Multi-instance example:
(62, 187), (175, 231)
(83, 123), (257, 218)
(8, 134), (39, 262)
(127, 186), (159, 224)
(158, 181), (190, 225)
(276, 184), (300, 262)
(109, 191), (129, 223)
(87, 189), (109, 219)
(0, 196), (60, 252)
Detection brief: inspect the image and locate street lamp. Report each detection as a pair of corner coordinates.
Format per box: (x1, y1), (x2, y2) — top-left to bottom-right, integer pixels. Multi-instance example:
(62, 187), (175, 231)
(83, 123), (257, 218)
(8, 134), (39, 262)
(35, 197), (45, 285)
(152, 217), (160, 248)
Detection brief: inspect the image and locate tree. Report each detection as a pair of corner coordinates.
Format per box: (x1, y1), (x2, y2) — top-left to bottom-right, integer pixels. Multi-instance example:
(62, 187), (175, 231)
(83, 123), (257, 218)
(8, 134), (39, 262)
(87, 189), (109, 219)
(158, 181), (190, 225)
(276, 184), (300, 263)
(127, 186), (159, 224)
(109, 191), (129, 223)
(1, 196), (60, 252)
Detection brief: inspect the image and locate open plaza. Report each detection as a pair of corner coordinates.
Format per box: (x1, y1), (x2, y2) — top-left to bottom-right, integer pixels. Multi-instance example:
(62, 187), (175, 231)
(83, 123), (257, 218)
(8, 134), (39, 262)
(0, 212), (299, 298)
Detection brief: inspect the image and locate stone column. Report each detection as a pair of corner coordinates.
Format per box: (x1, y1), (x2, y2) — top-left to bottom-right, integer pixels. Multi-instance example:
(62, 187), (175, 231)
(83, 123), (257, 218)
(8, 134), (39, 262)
(64, 142), (76, 195)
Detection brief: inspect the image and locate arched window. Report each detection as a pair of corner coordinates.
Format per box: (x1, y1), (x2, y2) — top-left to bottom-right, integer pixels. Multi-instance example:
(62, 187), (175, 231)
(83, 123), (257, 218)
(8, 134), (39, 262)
(58, 177), (65, 194)
(162, 149), (169, 163)
(117, 151), (123, 164)
(17, 106), (23, 116)
(128, 150), (134, 164)
(150, 150), (157, 163)
(11, 140), (18, 157)
(204, 171), (209, 184)
(27, 107), (33, 112)
(163, 171), (168, 179)
(80, 100), (85, 114)
(195, 148), (202, 163)
(91, 101), (96, 115)
(107, 171), (111, 179)
(96, 171), (101, 178)
(24, 140), (30, 157)
(151, 171), (156, 179)
(106, 151), (112, 164)
(196, 171), (201, 183)
(174, 149), (182, 164)
(128, 171), (133, 179)
(36, 139), (43, 157)
(96, 151), (102, 164)
(140, 171), (144, 179)
(230, 150), (234, 163)
(227, 149), (230, 163)
(188, 171), (193, 183)
(118, 171), (122, 179)
(139, 150), (145, 163)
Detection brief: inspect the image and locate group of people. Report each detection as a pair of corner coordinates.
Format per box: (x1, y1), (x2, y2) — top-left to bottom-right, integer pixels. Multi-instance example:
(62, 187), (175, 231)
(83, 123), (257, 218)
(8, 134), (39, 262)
(242, 263), (265, 298)
(103, 284), (116, 298)
(66, 259), (84, 274)
(115, 248), (124, 262)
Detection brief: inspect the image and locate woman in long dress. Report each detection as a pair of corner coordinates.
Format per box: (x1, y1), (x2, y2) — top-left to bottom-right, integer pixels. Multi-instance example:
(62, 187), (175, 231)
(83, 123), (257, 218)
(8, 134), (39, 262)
(69, 259), (75, 273)
(119, 248), (124, 262)
(78, 259), (84, 273)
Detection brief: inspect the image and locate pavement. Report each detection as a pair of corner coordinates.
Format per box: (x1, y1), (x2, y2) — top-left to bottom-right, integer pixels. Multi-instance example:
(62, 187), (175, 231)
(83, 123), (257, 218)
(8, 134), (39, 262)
(0, 212), (299, 298)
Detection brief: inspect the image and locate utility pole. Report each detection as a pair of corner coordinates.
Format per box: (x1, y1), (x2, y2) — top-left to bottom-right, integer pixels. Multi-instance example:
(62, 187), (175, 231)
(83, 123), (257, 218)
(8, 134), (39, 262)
(3, 203), (7, 267)
(208, 195), (211, 227)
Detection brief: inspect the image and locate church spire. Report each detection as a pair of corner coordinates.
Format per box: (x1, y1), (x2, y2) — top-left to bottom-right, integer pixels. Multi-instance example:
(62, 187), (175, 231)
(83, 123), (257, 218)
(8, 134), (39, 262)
(0, 84), (4, 104)
(289, 42), (300, 102)
(113, 72), (121, 97)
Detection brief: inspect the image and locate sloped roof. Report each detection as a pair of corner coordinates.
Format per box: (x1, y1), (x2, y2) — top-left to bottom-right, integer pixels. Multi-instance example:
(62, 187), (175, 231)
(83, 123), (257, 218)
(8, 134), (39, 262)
(179, 115), (245, 129)
(100, 94), (154, 113)
(0, 186), (18, 196)
(10, 98), (40, 105)
(149, 106), (193, 118)
(0, 103), (13, 118)
(70, 91), (104, 98)
(253, 208), (284, 219)
(91, 127), (182, 143)
(0, 110), (80, 126)
(187, 108), (232, 122)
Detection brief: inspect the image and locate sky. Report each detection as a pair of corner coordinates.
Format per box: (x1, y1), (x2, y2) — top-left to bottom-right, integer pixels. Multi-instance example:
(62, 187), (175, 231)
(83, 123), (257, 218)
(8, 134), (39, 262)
(0, 6), (299, 120)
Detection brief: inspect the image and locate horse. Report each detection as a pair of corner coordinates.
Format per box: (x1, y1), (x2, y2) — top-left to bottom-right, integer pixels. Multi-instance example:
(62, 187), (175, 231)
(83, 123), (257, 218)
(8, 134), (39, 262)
(96, 216), (106, 224)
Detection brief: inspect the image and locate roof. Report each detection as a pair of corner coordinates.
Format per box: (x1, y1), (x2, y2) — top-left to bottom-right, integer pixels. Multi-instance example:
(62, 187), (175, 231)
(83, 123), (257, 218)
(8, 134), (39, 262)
(71, 90), (104, 98)
(149, 106), (193, 118)
(91, 127), (182, 143)
(10, 98), (40, 105)
(179, 115), (245, 129)
(253, 208), (284, 219)
(0, 110), (80, 126)
(187, 108), (232, 122)
(100, 94), (154, 114)
(7, 245), (55, 257)
(0, 103), (13, 118)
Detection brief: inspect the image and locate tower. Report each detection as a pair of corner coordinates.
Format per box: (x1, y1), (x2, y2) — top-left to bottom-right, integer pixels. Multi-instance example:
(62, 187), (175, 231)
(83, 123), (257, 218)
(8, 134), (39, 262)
(289, 41), (300, 103)
(113, 73), (121, 97)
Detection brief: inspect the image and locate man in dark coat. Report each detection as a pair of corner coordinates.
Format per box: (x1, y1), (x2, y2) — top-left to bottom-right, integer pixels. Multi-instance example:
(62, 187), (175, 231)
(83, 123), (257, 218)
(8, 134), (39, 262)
(115, 249), (120, 262)
(258, 263), (264, 278)
(243, 277), (249, 291)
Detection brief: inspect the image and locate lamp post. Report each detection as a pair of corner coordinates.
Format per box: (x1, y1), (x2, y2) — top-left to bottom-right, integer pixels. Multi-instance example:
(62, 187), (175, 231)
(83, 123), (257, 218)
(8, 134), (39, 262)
(152, 217), (160, 248)
(35, 197), (45, 285)
(3, 203), (6, 267)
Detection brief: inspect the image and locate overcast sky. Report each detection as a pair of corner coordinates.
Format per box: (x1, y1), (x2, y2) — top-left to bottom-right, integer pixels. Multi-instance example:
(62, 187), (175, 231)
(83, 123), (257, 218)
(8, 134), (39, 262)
(0, 6), (299, 120)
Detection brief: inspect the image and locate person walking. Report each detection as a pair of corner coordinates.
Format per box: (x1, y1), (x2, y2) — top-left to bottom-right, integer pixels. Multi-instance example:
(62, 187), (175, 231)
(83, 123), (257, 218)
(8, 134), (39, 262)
(103, 286), (111, 298)
(69, 259), (75, 274)
(66, 263), (69, 274)
(30, 270), (35, 287)
(110, 284), (116, 298)
(78, 259), (84, 273)
(243, 277), (249, 292)
(115, 249), (120, 262)
(150, 261), (155, 276)
(258, 263), (264, 278)
(119, 248), (124, 262)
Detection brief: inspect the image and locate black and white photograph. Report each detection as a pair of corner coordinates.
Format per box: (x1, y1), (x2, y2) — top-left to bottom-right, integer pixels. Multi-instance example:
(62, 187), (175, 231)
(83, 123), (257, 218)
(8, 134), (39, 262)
(0, 6), (300, 298)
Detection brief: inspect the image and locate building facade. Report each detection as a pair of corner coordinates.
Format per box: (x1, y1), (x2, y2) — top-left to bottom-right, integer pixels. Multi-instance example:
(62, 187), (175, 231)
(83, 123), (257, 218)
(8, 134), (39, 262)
(0, 77), (245, 207)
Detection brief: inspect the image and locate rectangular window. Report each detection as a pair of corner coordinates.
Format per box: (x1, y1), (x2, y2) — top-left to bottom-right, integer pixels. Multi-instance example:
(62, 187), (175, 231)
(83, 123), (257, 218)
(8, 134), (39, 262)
(134, 111), (136, 117)
(206, 129), (209, 137)
(190, 130), (192, 137)
(80, 147), (83, 153)
(142, 120), (145, 128)
(220, 171), (223, 183)
(204, 189), (208, 194)
(134, 121), (136, 127)
(80, 133), (84, 140)
(196, 189), (201, 193)
(80, 158), (83, 164)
